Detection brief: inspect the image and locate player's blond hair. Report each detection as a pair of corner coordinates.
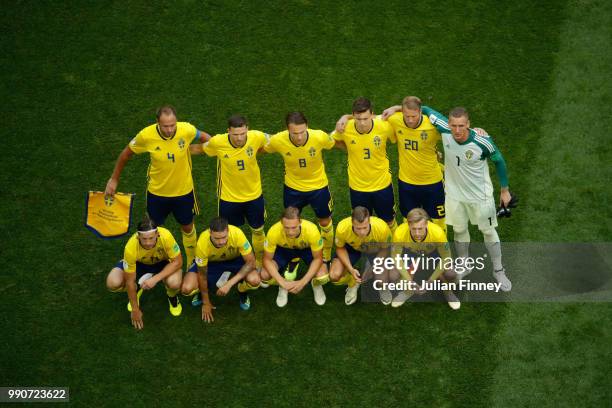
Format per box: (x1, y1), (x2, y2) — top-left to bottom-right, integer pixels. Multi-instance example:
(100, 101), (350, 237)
(402, 96), (422, 110)
(281, 206), (301, 220)
(407, 208), (430, 224)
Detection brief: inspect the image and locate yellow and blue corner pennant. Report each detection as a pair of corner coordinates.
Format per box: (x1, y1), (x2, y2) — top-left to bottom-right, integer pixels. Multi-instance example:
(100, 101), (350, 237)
(85, 191), (135, 239)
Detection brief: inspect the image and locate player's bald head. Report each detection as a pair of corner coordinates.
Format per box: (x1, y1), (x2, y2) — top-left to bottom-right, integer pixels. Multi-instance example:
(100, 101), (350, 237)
(156, 105), (177, 120)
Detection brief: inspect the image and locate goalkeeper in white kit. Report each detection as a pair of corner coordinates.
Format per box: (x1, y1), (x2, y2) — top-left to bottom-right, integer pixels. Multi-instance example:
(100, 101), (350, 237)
(422, 105), (513, 291)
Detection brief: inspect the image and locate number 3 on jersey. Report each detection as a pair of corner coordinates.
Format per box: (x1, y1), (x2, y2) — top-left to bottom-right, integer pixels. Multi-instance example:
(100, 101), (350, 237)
(363, 148), (370, 159)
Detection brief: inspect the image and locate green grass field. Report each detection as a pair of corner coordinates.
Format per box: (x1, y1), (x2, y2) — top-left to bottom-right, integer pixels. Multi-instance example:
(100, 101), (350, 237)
(2, 0), (611, 406)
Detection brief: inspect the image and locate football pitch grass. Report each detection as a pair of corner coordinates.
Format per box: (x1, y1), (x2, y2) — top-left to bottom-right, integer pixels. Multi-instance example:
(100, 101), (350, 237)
(2, 0), (611, 406)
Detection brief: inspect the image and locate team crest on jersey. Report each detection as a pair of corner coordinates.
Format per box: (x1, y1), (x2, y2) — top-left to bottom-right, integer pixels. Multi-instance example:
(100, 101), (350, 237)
(246, 146), (254, 157)
(420, 131), (428, 141)
(104, 195), (114, 207)
(373, 136), (381, 147)
(178, 138), (185, 150)
(308, 147), (316, 157)
(464, 149), (474, 160)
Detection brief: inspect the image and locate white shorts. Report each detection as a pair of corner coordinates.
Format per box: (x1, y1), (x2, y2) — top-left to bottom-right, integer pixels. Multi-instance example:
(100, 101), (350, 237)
(445, 195), (497, 229)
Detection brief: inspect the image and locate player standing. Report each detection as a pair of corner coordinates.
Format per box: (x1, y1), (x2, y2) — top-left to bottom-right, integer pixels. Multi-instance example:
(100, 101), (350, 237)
(201, 115), (268, 267)
(376, 96), (447, 233)
(332, 97), (398, 232)
(422, 106), (512, 290)
(265, 112), (335, 262)
(105, 105), (210, 267)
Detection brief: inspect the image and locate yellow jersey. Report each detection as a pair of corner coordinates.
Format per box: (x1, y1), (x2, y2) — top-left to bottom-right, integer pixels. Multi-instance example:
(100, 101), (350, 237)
(123, 227), (181, 273)
(265, 129), (335, 191)
(387, 112), (443, 185)
(204, 130), (267, 202)
(129, 122), (198, 197)
(194, 225), (252, 267)
(335, 216), (392, 253)
(333, 118), (396, 191)
(264, 219), (324, 253)
(392, 221), (450, 257)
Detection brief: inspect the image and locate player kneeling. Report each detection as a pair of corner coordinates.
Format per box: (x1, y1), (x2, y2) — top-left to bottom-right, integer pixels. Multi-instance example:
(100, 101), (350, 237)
(329, 206), (393, 305)
(260, 207), (329, 307)
(181, 217), (260, 323)
(390, 208), (460, 310)
(105, 216), (183, 330)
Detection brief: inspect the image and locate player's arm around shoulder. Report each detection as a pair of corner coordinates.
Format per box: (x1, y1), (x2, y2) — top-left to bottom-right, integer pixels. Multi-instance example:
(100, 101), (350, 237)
(381, 105), (402, 120)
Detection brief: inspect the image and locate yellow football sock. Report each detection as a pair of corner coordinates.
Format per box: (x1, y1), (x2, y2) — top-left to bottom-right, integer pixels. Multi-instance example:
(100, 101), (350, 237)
(332, 273), (355, 287)
(263, 277), (278, 286)
(238, 281), (260, 292)
(319, 221), (334, 262)
(251, 226), (265, 267)
(182, 226), (197, 266)
(166, 287), (179, 297)
(109, 286), (126, 293)
(432, 217), (447, 235)
(312, 273), (330, 286)
(186, 288), (199, 297)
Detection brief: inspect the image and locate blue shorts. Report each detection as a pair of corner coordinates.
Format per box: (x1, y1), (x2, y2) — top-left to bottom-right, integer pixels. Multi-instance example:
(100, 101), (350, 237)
(334, 244), (376, 267)
(219, 195), (265, 228)
(272, 247), (313, 271)
(147, 190), (195, 226)
(398, 179), (445, 219)
(283, 185), (333, 219)
(116, 259), (169, 285)
(349, 183), (395, 222)
(187, 257), (245, 288)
